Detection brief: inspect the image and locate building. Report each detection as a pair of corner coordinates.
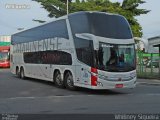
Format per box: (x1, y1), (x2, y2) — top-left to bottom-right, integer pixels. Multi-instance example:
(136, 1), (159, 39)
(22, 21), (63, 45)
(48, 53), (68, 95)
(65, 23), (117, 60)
(148, 36), (160, 75)
(0, 35), (11, 46)
(0, 35), (11, 42)
(148, 36), (160, 53)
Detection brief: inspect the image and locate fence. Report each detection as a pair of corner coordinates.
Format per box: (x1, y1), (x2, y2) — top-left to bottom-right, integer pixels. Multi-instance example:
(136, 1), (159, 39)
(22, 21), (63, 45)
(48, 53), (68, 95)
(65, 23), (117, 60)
(137, 52), (160, 79)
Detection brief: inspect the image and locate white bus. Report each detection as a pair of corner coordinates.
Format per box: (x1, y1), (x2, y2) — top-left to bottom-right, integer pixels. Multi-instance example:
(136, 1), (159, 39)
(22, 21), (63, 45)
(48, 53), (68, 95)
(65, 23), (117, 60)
(11, 11), (136, 90)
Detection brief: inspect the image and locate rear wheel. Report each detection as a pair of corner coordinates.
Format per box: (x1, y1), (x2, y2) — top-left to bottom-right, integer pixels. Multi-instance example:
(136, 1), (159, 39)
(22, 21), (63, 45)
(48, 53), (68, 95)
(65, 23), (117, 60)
(20, 67), (25, 79)
(64, 72), (76, 90)
(16, 67), (20, 77)
(54, 71), (64, 88)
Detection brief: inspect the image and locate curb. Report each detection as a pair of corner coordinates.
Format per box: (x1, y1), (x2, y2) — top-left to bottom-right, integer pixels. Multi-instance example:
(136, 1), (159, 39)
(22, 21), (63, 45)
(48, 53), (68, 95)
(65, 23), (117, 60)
(138, 82), (160, 86)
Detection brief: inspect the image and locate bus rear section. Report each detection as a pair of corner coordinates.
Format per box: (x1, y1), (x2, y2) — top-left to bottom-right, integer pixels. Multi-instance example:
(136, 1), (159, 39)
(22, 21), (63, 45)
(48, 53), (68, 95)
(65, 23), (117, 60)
(0, 46), (10, 68)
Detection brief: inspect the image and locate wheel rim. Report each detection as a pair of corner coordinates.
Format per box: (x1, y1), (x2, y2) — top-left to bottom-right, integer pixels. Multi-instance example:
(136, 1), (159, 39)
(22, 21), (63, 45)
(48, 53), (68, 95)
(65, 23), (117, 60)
(55, 73), (63, 86)
(67, 74), (74, 88)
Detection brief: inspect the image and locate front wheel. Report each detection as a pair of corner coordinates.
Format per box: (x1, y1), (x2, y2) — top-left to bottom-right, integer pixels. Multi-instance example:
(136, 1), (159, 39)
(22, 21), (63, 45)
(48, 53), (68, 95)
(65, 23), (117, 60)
(64, 72), (76, 90)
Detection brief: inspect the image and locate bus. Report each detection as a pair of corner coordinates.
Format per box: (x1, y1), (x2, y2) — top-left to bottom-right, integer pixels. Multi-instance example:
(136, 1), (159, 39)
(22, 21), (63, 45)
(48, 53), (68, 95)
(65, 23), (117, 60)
(11, 11), (136, 90)
(0, 46), (10, 68)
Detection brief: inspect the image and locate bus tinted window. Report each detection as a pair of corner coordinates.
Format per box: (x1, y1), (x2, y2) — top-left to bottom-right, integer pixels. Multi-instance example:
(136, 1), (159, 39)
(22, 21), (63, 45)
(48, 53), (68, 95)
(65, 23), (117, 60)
(75, 38), (94, 66)
(95, 43), (136, 72)
(12, 19), (69, 44)
(69, 12), (132, 39)
(0, 52), (9, 61)
(24, 51), (72, 65)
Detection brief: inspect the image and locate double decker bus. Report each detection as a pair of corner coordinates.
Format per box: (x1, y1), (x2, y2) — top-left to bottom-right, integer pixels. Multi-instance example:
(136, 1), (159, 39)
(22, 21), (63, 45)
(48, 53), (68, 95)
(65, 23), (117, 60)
(11, 11), (136, 90)
(0, 46), (10, 68)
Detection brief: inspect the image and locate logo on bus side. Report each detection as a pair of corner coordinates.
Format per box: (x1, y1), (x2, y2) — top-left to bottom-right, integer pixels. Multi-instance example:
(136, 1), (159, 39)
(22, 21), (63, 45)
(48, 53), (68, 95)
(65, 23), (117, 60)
(83, 71), (89, 78)
(13, 38), (68, 53)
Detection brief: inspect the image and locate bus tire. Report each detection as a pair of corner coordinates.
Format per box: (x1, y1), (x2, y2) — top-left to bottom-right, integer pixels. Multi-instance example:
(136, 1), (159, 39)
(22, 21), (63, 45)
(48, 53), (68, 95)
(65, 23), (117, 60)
(64, 72), (76, 90)
(16, 67), (20, 77)
(54, 71), (64, 88)
(20, 67), (25, 79)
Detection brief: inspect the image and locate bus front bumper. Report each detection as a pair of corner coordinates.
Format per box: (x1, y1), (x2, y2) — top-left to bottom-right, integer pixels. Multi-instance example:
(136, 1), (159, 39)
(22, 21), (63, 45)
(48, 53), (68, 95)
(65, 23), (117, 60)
(0, 62), (10, 68)
(91, 77), (137, 90)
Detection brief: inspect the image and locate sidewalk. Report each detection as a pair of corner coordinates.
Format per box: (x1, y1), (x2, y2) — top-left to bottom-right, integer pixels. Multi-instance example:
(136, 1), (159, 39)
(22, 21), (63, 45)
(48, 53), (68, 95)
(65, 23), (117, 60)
(137, 78), (160, 86)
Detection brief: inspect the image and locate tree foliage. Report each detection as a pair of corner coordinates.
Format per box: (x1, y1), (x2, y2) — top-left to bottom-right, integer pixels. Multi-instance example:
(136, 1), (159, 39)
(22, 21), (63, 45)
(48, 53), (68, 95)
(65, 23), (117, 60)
(33, 0), (150, 37)
(33, 0), (72, 17)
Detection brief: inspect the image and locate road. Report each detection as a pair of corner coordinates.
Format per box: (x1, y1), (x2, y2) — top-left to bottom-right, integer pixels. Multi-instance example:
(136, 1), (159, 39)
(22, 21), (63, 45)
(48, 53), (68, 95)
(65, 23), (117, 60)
(0, 69), (160, 117)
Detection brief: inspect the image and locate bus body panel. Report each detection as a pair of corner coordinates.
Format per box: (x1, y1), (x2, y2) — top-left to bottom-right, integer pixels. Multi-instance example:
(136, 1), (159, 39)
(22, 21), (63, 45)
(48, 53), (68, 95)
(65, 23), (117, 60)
(11, 11), (136, 90)
(92, 70), (137, 89)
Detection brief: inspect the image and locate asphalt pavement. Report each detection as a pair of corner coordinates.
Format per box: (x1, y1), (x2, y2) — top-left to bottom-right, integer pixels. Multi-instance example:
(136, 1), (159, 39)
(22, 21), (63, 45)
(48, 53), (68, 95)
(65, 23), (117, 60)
(138, 78), (160, 85)
(0, 68), (160, 119)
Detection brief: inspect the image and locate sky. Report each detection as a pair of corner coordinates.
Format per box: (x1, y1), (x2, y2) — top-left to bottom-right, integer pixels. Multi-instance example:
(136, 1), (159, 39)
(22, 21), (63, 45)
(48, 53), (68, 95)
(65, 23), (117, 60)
(0, 0), (160, 38)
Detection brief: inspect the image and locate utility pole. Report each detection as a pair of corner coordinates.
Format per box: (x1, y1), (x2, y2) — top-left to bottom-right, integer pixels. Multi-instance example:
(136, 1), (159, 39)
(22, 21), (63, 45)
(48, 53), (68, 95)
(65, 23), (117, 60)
(67, 0), (69, 15)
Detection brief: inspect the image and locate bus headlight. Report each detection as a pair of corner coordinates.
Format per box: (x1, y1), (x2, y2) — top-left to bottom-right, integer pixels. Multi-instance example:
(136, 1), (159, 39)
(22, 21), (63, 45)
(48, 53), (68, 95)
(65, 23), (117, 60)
(130, 72), (136, 79)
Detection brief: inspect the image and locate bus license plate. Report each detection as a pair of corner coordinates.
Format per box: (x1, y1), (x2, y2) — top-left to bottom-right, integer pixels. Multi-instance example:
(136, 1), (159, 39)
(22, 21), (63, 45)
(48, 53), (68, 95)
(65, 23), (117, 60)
(115, 84), (123, 88)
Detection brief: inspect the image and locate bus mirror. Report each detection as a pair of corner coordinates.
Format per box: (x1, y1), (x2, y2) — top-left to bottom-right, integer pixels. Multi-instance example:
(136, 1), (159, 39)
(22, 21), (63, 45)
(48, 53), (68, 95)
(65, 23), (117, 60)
(93, 38), (99, 50)
(75, 33), (99, 50)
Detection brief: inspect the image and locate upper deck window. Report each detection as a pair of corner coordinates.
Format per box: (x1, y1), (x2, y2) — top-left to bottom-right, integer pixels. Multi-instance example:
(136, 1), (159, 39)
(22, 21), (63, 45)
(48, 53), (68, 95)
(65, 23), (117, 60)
(12, 19), (69, 44)
(69, 12), (132, 39)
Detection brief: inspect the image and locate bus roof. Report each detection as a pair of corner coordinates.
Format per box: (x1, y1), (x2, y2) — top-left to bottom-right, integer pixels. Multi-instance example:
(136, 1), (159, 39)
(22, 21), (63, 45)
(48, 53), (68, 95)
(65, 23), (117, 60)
(12, 11), (119, 36)
(69, 11), (132, 40)
(11, 11), (131, 44)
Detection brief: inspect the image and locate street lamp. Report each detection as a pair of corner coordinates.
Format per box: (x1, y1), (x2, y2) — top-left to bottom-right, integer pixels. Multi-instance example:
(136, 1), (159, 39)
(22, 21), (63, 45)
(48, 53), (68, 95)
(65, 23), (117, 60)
(17, 28), (24, 31)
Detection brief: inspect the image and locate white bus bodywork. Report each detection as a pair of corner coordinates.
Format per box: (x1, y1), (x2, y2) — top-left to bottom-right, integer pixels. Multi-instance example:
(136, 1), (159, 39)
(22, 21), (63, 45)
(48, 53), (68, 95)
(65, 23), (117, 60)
(11, 12), (136, 90)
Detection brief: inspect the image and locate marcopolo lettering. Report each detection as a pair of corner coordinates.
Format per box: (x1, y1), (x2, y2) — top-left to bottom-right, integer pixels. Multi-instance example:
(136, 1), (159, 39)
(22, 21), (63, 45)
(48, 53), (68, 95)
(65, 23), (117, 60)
(13, 38), (57, 53)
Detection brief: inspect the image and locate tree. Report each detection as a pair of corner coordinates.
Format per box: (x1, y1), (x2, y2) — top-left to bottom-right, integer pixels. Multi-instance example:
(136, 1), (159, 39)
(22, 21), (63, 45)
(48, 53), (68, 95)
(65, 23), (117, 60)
(121, 0), (150, 37)
(33, 0), (150, 37)
(33, 0), (72, 17)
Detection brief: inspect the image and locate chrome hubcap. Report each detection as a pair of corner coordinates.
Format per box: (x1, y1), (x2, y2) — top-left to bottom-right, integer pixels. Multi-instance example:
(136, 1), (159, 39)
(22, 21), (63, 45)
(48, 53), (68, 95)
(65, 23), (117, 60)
(56, 74), (62, 85)
(67, 75), (73, 87)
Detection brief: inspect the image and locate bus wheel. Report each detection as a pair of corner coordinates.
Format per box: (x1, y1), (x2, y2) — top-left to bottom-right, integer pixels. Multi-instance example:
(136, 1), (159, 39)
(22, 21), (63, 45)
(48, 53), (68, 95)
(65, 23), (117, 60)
(16, 67), (20, 77)
(54, 71), (64, 88)
(20, 67), (25, 79)
(64, 72), (76, 90)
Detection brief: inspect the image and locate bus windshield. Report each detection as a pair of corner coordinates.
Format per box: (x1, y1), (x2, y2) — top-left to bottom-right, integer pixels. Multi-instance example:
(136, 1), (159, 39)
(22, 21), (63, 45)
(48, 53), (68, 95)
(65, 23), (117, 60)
(95, 43), (136, 72)
(0, 52), (9, 61)
(69, 12), (132, 39)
